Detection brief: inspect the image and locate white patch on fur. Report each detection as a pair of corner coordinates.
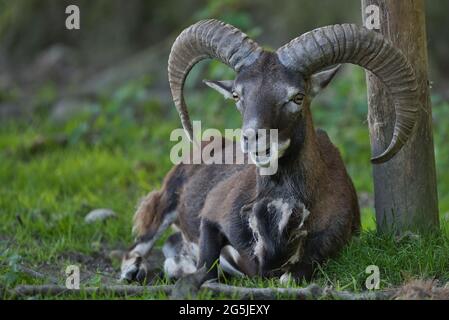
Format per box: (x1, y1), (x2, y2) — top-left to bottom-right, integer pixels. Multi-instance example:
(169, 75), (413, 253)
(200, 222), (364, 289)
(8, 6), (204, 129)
(280, 272), (292, 285)
(120, 254), (140, 281)
(267, 198), (294, 233)
(286, 86), (300, 99)
(284, 231), (308, 265)
(286, 102), (301, 113)
(163, 258), (178, 276)
(184, 241), (199, 261)
(248, 213), (258, 233)
(282, 204), (311, 270)
(220, 245), (244, 277)
(164, 256), (197, 279)
(248, 214), (265, 260)
(225, 245), (241, 263)
(298, 206), (310, 228)
(131, 242), (153, 257)
(162, 237), (199, 279)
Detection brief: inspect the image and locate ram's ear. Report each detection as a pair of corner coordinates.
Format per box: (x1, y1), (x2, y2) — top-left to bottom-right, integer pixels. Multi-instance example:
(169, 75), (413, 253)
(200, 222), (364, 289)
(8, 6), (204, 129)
(310, 64), (341, 97)
(203, 80), (234, 99)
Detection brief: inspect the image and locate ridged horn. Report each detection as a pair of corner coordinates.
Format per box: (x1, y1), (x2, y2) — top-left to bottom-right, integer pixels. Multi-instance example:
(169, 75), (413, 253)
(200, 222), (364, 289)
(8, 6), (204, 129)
(277, 24), (418, 164)
(168, 19), (262, 141)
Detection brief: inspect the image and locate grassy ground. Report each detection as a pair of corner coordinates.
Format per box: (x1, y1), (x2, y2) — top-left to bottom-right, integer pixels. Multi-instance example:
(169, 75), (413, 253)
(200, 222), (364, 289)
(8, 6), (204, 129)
(1, 67), (449, 299)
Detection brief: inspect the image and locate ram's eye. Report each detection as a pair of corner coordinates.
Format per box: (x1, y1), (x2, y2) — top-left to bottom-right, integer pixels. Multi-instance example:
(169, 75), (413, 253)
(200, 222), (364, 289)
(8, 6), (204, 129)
(232, 91), (240, 102)
(292, 93), (304, 105)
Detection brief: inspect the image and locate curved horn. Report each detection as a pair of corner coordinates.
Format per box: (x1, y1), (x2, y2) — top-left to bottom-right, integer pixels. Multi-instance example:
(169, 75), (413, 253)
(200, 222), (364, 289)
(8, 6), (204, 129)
(277, 24), (418, 164)
(168, 19), (262, 140)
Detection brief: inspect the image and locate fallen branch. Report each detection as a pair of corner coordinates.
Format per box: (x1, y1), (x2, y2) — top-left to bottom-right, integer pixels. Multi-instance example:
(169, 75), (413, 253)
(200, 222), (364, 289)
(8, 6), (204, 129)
(11, 284), (173, 298)
(201, 283), (395, 300)
(16, 265), (59, 284)
(10, 283), (395, 300)
(201, 283), (323, 300)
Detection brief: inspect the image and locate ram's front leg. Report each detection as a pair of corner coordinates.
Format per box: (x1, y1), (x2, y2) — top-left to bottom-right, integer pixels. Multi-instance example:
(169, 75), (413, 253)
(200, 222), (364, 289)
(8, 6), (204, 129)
(171, 219), (224, 298)
(281, 260), (314, 284)
(196, 219), (226, 282)
(284, 227), (347, 283)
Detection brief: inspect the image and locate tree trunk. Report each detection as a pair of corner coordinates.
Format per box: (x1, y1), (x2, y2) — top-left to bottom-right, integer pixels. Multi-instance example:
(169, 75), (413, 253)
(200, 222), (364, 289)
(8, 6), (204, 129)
(361, 0), (439, 233)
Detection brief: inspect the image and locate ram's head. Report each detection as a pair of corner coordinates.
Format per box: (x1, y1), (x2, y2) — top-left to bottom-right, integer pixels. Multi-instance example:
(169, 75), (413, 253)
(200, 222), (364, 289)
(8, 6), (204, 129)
(168, 20), (418, 166)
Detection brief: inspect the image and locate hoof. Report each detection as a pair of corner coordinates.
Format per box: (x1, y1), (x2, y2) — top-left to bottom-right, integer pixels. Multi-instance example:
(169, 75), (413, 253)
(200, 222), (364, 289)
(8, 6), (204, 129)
(120, 253), (150, 283)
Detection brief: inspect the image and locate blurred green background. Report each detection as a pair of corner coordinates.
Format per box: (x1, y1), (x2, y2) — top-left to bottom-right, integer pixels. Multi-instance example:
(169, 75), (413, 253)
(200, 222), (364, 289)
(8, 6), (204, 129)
(1, 0), (449, 298)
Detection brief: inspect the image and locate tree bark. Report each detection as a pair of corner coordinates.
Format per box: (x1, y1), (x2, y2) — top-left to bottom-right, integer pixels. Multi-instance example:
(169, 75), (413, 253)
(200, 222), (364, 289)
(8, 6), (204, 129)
(361, 0), (439, 233)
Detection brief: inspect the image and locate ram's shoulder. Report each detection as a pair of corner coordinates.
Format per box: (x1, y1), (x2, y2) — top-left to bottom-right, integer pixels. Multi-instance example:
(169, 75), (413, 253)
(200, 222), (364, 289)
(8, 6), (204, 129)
(315, 129), (344, 167)
(316, 129), (335, 150)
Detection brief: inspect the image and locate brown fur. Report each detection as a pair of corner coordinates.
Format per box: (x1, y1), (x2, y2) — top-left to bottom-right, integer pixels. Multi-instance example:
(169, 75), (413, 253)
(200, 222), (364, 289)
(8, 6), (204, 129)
(121, 53), (360, 281)
(126, 120), (360, 279)
(132, 191), (163, 237)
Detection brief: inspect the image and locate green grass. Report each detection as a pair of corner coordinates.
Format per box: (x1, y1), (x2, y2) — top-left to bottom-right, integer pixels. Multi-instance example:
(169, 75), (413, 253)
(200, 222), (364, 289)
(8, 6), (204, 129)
(1, 67), (449, 299)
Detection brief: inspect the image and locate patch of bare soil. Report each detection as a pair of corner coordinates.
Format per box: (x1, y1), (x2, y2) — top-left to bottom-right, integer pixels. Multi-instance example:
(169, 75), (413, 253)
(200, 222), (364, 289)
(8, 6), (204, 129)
(37, 247), (166, 286)
(53, 249), (118, 285)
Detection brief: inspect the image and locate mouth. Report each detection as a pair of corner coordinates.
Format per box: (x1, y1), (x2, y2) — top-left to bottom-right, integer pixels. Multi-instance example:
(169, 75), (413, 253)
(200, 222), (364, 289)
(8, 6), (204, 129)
(249, 139), (291, 168)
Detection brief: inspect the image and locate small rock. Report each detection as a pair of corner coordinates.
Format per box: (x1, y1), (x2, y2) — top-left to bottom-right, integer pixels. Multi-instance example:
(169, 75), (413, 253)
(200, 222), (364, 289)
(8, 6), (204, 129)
(84, 208), (116, 223)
